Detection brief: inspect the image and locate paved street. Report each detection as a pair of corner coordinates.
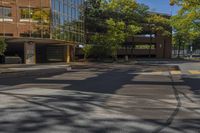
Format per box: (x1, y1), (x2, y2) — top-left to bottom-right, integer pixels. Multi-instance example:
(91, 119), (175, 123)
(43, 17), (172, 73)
(0, 62), (200, 133)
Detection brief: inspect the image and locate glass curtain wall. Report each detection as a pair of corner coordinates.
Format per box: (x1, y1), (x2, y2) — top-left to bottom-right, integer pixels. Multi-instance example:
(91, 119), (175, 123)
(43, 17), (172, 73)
(0, 0), (14, 37)
(0, 0), (85, 43)
(19, 0), (51, 38)
(0, 0), (51, 38)
(0, 7), (12, 19)
(51, 0), (85, 43)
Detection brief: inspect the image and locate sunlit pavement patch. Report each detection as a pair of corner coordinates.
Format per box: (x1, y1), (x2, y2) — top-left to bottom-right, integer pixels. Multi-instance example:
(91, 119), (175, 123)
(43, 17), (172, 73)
(188, 70), (200, 75)
(170, 71), (182, 75)
(130, 70), (200, 76)
(129, 71), (164, 75)
(130, 71), (182, 76)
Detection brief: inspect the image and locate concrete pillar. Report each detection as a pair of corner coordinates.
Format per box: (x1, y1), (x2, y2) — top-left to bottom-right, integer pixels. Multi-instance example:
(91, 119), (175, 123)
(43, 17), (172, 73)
(156, 34), (164, 58)
(164, 36), (172, 58)
(66, 45), (70, 63)
(24, 42), (36, 64)
(71, 46), (76, 62)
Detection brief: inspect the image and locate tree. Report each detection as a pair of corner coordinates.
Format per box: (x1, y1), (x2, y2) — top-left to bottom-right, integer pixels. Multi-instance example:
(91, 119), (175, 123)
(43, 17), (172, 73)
(0, 38), (7, 55)
(170, 0), (200, 41)
(172, 32), (189, 57)
(82, 44), (92, 61)
(91, 0), (142, 60)
(90, 33), (110, 59)
(85, 0), (107, 43)
(85, 0), (171, 60)
(129, 4), (149, 58)
(193, 39), (200, 49)
(104, 19), (127, 60)
(32, 8), (50, 38)
(170, 0), (200, 57)
(146, 14), (171, 57)
(170, 0), (200, 7)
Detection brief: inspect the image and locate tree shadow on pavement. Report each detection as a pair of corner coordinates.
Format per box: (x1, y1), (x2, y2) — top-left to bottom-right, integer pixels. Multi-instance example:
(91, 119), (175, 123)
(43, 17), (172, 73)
(0, 65), (200, 133)
(182, 76), (200, 95)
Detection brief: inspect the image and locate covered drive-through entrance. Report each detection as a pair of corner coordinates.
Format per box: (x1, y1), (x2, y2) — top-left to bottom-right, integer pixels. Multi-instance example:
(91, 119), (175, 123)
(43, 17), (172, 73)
(4, 38), (74, 64)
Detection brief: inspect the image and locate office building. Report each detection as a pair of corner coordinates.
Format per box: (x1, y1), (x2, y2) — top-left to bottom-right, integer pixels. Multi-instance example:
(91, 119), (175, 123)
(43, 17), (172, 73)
(0, 0), (84, 64)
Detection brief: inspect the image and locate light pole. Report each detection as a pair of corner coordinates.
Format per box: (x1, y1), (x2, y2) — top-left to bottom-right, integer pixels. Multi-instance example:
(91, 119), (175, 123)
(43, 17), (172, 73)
(190, 41), (193, 59)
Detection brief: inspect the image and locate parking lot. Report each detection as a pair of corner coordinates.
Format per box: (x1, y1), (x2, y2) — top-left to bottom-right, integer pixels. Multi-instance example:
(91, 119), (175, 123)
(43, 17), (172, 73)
(0, 62), (200, 133)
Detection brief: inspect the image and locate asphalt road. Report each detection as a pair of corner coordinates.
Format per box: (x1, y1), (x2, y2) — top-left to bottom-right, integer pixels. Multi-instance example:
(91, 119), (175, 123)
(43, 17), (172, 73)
(0, 63), (200, 133)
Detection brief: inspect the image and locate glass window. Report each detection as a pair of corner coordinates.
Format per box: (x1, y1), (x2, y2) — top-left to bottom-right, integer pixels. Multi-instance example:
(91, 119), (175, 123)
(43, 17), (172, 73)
(51, 0), (55, 10)
(0, 7), (3, 18)
(55, 0), (59, 11)
(0, 6), (12, 18)
(20, 8), (32, 19)
(64, 5), (68, 15)
(0, 33), (13, 37)
(4, 7), (12, 18)
(51, 0), (84, 43)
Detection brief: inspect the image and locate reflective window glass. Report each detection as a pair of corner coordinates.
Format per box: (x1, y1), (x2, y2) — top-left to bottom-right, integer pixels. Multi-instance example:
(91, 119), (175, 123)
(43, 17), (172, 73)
(0, 6), (12, 18)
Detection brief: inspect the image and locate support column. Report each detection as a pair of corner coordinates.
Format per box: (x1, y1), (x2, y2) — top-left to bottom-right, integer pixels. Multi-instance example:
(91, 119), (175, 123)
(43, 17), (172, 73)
(66, 45), (70, 63)
(156, 34), (164, 58)
(24, 42), (36, 64)
(71, 46), (75, 62)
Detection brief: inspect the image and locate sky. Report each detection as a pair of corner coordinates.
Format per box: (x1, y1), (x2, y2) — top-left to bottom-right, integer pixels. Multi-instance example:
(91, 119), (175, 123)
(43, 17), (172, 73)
(137, 0), (180, 15)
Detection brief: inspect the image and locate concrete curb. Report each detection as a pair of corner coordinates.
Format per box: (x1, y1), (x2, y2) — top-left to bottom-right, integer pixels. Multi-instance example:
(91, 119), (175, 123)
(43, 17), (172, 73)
(0, 66), (72, 78)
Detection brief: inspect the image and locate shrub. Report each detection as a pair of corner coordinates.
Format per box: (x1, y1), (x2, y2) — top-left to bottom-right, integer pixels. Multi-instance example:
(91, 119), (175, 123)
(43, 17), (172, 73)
(0, 38), (7, 55)
(83, 44), (92, 60)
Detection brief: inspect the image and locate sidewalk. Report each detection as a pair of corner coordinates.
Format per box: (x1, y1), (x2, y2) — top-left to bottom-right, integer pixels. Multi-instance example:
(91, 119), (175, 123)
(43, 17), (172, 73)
(178, 62), (200, 75)
(0, 63), (71, 77)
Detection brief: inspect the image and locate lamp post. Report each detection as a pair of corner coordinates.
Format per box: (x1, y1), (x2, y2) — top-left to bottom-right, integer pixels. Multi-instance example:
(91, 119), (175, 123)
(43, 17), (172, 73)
(190, 41), (193, 59)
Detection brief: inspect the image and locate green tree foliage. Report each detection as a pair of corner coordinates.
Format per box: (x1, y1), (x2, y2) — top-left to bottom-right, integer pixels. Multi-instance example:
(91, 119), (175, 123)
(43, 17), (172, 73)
(89, 0), (142, 60)
(85, 0), (106, 34)
(0, 38), (7, 55)
(105, 19), (126, 59)
(146, 14), (171, 57)
(83, 44), (92, 60)
(170, 0), (200, 57)
(147, 14), (171, 37)
(170, 0), (200, 40)
(85, 0), (171, 60)
(193, 39), (200, 50)
(32, 9), (50, 38)
(90, 45), (110, 59)
(103, 0), (143, 39)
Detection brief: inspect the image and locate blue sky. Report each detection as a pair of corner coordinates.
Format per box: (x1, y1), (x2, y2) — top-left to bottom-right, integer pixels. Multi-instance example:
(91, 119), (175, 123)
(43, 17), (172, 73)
(137, 0), (180, 15)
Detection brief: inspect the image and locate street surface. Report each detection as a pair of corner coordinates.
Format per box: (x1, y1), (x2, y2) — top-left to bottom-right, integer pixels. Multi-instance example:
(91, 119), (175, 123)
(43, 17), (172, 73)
(0, 62), (200, 133)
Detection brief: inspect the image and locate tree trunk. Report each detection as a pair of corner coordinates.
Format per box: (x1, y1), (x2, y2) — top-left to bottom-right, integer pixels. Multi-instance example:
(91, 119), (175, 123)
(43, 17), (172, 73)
(149, 33), (153, 58)
(84, 54), (87, 61)
(131, 45), (134, 59)
(178, 38), (181, 58)
(131, 37), (135, 59)
(125, 45), (128, 61)
(112, 47), (118, 61)
(183, 45), (185, 56)
(163, 39), (166, 58)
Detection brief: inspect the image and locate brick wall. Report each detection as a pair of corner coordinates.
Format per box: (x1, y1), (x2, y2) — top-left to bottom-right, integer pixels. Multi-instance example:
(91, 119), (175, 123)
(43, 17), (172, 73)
(0, 0), (50, 37)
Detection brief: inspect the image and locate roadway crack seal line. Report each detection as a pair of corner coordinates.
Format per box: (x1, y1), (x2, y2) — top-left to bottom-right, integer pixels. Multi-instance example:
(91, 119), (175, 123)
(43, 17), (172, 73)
(152, 70), (182, 133)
